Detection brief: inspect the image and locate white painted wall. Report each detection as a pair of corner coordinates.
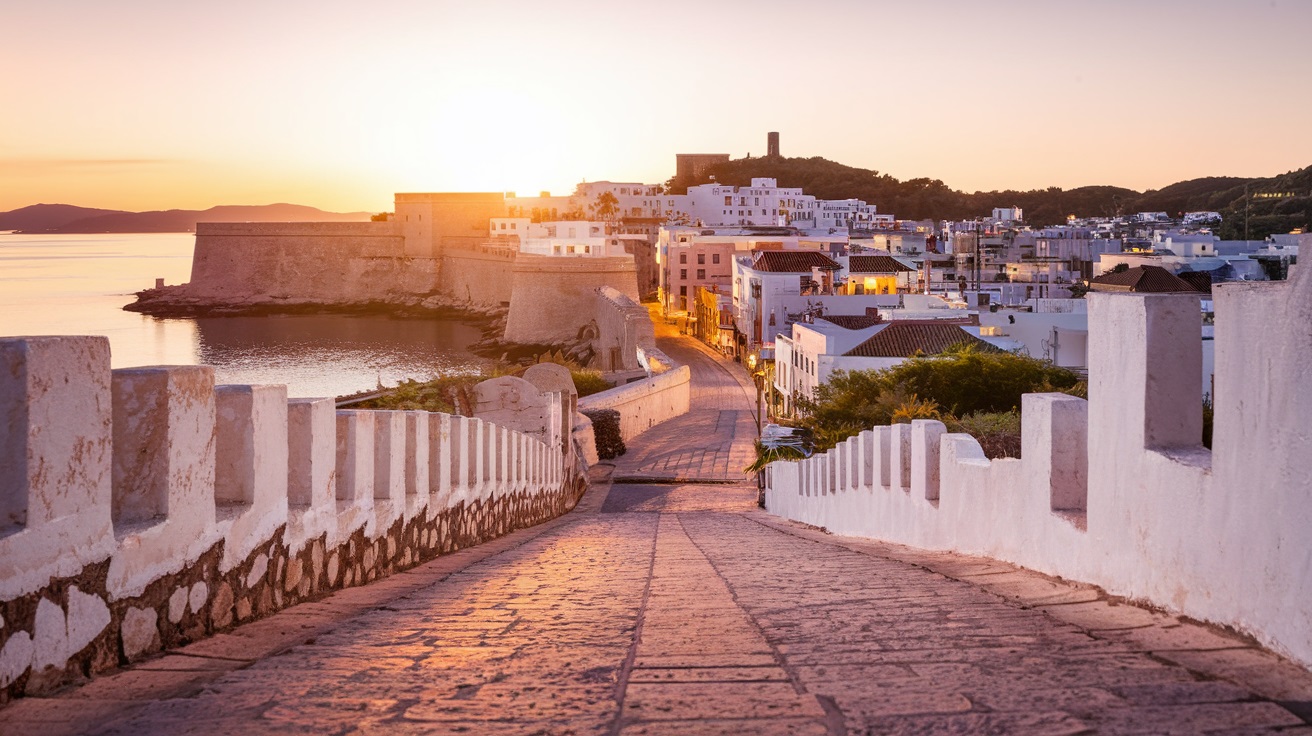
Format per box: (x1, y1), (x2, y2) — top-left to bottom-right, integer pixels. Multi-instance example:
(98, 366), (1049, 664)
(764, 279), (1312, 671)
(0, 338), (572, 687)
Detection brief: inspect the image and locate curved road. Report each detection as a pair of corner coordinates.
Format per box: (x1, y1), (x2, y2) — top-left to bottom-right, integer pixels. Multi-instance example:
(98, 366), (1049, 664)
(7, 325), (1312, 734)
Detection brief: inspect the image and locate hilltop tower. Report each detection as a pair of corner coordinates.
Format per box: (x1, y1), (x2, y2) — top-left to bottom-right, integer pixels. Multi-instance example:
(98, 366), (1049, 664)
(768, 131), (780, 157)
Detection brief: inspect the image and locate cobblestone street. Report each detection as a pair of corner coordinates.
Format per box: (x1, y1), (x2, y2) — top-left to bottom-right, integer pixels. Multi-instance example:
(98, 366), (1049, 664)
(6, 326), (1312, 734)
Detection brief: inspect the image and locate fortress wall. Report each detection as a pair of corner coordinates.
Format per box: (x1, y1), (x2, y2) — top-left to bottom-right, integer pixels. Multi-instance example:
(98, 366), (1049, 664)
(395, 192), (508, 258)
(590, 286), (657, 373)
(182, 222), (442, 305)
(503, 255), (640, 345)
(0, 338), (583, 701)
(438, 247), (517, 307)
(764, 282), (1312, 671)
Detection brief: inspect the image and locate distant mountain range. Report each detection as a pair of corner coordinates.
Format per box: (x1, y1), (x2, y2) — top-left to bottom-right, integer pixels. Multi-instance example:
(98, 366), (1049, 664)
(0, 203), (374, 234)
(671, 159), (1312, 239)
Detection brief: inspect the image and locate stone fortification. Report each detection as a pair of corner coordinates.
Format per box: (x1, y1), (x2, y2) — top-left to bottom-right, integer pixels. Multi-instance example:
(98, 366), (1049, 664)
(439, 244), (517, 307)
(129, 221), (456, 314)
(128, 193), (648, 349)
(502, 255), (641, 349)
(394, 192), (509, 258)
(574, 287), (689, 444)
(0, 337), (583, 701)
(765, 278), (1312, 671)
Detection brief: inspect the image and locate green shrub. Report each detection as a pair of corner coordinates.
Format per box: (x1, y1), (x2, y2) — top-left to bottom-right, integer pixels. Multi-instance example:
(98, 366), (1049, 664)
(796, 347), (1080, 451)
(946, 411), (1023, 459)
(349, 373), (487, 414)
(571, 370), (613, 397)
(582, 408), (626, 459)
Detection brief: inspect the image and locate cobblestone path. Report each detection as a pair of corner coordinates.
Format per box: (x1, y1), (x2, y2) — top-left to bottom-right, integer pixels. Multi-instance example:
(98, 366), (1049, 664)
(608, 307), (758, 483)
(8, 329), (1312, 734)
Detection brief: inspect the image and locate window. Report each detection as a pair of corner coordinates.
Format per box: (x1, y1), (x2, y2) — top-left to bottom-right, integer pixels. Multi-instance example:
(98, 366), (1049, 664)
(712, 253), (720, 264)
(680, 253), (687, 263)
(680, 269), (687, 279)
(679, 286), (687, 296)
(697, 253), (705, 264)
(696, 269), (705, 280)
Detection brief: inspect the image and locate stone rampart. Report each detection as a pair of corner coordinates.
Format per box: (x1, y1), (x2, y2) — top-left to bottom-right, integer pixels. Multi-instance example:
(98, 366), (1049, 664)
(179, 221), (444, 307)
(574, 287), (688, 443)
(439, 246), (516, 307)
(0, 338), (582, 701)
(764, 278), (1312, 671)
(503, 256), (640, 347)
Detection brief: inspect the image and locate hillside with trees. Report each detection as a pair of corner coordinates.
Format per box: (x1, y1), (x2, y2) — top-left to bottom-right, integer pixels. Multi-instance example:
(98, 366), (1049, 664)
(670, 156), (1311, 237)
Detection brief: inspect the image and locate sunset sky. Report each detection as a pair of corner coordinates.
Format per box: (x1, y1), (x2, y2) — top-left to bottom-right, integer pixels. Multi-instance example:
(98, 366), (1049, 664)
(4, 0), (1310, 214)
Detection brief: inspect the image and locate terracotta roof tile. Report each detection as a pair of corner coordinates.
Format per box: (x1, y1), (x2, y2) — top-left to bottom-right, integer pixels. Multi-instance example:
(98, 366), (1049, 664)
(1177, 271), (1213, 294)
(751, 251), (841, 273)
(816, 315), (884, 330)
(1090, 265), (1202, 293)
(848, 255), (915, 273)
(843, 322), (1003, 358)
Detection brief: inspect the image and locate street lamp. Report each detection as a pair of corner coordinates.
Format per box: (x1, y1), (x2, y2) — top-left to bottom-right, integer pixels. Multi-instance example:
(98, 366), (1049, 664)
(747, 353), (764, 436)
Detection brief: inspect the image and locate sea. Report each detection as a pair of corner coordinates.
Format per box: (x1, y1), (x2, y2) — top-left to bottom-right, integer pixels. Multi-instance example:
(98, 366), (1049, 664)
(0, 232), (491, 398)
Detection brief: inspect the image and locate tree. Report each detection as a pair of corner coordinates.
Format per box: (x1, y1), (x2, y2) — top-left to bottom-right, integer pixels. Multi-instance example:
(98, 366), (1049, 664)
(593, 191), (619, 221)
(795, 345), (1083, 450)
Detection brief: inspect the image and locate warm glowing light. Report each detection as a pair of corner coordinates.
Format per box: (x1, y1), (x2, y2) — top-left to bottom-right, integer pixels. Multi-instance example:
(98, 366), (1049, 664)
(3, 2), (1310, 212)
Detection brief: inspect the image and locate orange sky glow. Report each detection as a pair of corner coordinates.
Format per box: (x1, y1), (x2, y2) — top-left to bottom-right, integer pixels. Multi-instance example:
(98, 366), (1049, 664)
(3, 0), (1310, 214)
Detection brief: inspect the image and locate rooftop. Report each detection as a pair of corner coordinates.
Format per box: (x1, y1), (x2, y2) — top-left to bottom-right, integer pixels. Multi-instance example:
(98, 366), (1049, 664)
(843, 322), (1003, 358)
(1089, 265), (1203, 293)
(848, 255), (915, 274)
(816, 314), (884, 330)
(750, 251), (842, 273)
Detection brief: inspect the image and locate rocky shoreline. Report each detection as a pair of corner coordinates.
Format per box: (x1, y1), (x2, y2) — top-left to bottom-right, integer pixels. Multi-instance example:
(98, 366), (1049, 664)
(124, 285), (597, 370)
(124, 285), (502, 321)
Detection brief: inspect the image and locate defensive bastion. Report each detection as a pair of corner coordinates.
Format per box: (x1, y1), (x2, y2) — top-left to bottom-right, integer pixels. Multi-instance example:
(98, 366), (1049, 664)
(127, 193), (644, 370)
(764, 272), (1312, 672)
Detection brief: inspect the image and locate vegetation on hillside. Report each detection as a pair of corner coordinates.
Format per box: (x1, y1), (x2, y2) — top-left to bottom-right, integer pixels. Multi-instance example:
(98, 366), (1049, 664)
(668, 156), (1311, 236)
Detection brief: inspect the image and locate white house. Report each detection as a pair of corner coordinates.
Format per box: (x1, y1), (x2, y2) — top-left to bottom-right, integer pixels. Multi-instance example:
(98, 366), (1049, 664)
(488, 219), (625, 257)
(774, 315), (884, 415)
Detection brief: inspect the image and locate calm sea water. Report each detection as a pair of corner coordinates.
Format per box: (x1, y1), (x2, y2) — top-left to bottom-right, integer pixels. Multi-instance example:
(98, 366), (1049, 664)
(0, 232), (490, 398)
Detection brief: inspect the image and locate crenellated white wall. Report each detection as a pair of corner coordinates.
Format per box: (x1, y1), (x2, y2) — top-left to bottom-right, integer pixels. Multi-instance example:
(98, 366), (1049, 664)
(765, 272), (1312, 671)
(0, 339), (578, 697)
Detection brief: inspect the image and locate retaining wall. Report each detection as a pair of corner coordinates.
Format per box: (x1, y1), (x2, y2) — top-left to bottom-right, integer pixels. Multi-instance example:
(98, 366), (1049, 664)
(579, 366), (691, 442)
(0, 338), (581, 701)
(765, 278), (1312, 670)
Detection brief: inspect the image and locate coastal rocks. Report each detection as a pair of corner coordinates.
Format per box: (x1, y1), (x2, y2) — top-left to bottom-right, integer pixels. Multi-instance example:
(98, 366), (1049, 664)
(126, 285), (503, 322)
